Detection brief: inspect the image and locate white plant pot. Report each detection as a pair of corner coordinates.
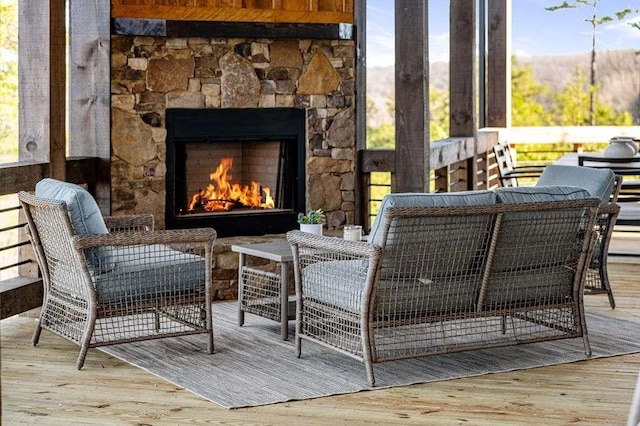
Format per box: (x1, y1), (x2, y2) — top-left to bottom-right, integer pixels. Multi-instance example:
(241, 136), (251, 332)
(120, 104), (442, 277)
(300, 223), (323, 236)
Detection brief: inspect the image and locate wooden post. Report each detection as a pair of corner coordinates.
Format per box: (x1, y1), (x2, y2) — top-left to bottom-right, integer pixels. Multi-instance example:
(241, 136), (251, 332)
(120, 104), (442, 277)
(69, 0), (112, 214)
(49, 0), (66, 181)
(354, 0), (366, 225)
(486, 0), (511, 128)
(18, 1), (50, 165)
(18, 0), (66, 179)
(449, 0), (477, 190)
(394, 0), (429, 193)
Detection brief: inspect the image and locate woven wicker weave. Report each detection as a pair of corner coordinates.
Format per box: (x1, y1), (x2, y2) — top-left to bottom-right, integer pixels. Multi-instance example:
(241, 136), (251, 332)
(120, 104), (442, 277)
(19, 191), (216, 369)
(288, 199), (600, 386)
(583, 176), (622, 308)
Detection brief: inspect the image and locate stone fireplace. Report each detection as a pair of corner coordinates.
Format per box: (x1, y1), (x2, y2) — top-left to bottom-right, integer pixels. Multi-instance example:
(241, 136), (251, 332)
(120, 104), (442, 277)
(111, 35), (356, 234)
(110, 33), (356, 298)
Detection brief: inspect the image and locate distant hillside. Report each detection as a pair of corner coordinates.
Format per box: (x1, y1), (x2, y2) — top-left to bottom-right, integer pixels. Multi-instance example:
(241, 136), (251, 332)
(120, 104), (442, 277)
(366, 49), (639, 127)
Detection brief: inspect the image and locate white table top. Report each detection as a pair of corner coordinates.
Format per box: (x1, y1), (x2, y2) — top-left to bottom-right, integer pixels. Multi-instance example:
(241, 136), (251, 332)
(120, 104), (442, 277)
(231, 241), (293, 262)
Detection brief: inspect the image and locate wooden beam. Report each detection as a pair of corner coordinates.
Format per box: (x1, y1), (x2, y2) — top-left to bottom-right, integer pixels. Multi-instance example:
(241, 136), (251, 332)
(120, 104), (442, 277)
(354, 0), (366, 225)
(70, 1), (112, 215)
(394, 0), (429, 193)
(112, 18), (353, 39)
(486, 0), (511, 127)
(449, 0), (477, 190)
(49, 0), (66, 181)
(360, 150), (396, 173)
(18, 0), (49, 164)
(0, 277), (43, 320)
(0, 158), (100, 196)
(449, 0), (476, 137)
(110, 5), (354, 24)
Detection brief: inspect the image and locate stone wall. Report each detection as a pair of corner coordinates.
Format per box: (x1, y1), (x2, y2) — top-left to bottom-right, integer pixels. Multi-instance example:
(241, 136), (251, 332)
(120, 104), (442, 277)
(110, 35), (356, 299)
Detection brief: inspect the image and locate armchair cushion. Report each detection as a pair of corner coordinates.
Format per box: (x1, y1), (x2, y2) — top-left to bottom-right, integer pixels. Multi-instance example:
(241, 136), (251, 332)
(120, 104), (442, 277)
(35, 178), (108, 236)
(36, 178), (110, 270)
(535, 164), (616, 203)
(94, 244), (206, 304)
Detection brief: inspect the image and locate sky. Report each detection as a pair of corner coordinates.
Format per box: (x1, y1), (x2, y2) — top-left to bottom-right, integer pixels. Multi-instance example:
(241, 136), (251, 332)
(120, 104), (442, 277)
(366, 0), (640, 67)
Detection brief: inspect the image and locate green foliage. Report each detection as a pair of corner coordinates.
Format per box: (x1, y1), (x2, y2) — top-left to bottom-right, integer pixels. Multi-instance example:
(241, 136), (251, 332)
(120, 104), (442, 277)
(511, 60), (632, 127)
(511, 58), (552, 126)
(0, 0), (19, 162)
(366, 122), (395, 149)
(548, 67), (633, 126)
(429, 88), (449, 140)
(297, 209), (325, 224)
(365, 87), (450, 149)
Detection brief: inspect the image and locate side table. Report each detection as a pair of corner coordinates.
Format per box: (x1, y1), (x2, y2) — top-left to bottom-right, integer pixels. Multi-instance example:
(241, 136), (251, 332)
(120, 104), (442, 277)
(231, 241), (295, 340)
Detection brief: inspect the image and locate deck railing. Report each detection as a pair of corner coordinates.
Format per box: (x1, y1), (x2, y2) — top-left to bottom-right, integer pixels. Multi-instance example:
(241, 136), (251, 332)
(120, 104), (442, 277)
(0, 157), (100, 319)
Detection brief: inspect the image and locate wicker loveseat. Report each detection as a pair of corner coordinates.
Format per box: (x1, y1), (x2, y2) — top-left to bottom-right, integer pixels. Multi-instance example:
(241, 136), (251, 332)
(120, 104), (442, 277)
(19, 179), (216, 369)
(287, 186), (601, 386)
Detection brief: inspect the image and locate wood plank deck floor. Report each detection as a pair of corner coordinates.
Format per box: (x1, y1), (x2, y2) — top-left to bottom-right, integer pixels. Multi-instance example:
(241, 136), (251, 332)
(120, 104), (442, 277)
(2, 257), (640, 425)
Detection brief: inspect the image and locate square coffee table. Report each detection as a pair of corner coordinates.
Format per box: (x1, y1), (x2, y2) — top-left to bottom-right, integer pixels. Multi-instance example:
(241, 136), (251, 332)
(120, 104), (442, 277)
(231, 241), (295, 340)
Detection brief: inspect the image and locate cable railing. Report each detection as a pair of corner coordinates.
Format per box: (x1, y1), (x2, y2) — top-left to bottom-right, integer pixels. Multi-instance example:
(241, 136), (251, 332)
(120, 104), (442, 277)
(0, 201), (32, 277)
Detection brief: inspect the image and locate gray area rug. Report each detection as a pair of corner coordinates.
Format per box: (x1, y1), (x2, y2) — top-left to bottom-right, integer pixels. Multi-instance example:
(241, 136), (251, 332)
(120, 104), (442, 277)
(100, 302), (640, 409)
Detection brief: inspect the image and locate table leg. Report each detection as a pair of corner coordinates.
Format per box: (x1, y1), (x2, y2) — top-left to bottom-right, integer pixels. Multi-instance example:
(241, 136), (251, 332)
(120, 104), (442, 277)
(280, 261), (289, 340)
(238, 252), (246, 326)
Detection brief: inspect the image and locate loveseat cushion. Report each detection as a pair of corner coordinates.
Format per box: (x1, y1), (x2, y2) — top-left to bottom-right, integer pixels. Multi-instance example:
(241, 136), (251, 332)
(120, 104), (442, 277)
(495, 185), (592, 204)
(482, 265), (575, 310)
(35, 178), (109, 236)
(535, 164), (616, 204)
(300, 259), (369, 313)
(93, 244), (206, 304)
(368, 191), (497, 246)
(300, 259), (482, 317)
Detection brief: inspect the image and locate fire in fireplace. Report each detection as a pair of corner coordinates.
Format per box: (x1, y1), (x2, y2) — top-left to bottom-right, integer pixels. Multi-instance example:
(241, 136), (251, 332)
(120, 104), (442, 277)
(186, 157), (275, 213)
(165, 108), (306, 237)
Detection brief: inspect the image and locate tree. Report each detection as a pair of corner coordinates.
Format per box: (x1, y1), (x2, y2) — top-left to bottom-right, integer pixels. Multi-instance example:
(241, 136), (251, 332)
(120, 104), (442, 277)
(545, 1), (636, 125)
(549, 67), (633, 126)
(511, 58), (552, 126)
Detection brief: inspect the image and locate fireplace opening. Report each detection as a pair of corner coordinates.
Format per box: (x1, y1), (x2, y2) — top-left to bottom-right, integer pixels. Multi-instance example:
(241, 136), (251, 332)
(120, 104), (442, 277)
(166, 108), (306, 237)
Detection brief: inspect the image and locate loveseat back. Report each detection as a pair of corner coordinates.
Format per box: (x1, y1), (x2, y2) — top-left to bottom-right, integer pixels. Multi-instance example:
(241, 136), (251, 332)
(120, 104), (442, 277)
(371, 187), (598, 317)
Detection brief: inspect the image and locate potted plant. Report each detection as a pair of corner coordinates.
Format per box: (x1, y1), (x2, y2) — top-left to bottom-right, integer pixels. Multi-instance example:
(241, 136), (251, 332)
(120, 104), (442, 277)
(297, 209), (325, 236)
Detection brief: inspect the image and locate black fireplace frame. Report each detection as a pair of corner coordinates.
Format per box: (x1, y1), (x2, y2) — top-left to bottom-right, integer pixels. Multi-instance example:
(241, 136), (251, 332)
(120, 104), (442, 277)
(165, 107), (306, 237)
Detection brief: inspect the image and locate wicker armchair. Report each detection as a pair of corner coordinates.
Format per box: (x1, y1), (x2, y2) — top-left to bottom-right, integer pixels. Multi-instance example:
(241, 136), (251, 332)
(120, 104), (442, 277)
(288, 189), (598, 386)
(19, 179), (216, 369)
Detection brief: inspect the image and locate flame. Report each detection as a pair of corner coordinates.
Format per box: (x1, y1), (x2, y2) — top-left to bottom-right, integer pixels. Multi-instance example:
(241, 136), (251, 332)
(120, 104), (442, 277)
(187, 157), (274, 212)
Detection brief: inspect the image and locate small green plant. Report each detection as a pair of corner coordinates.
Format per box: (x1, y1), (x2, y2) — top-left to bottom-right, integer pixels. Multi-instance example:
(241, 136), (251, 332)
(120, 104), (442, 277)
(297, 209), (325, 224)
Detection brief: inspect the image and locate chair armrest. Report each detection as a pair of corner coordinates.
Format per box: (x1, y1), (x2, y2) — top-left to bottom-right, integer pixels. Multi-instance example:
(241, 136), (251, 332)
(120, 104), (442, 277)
(287, 230), (382, 314)
(287, 230), (380, 260)
(72, 228), (216, 250)
(598, 203), (621, 217)
(103, 214), (155, 232)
